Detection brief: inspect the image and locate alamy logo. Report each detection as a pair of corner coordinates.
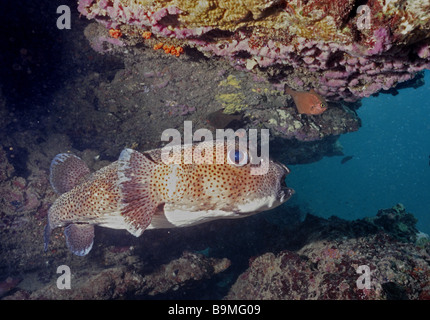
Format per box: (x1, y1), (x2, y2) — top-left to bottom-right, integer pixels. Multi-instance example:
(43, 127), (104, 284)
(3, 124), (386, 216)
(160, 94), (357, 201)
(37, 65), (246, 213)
(56, 5), (71, 30)
(356, 5), (371, 30)
(161, 121), (270, 175)
(356, 265), (371, 289)
(56, 265), (71, 289)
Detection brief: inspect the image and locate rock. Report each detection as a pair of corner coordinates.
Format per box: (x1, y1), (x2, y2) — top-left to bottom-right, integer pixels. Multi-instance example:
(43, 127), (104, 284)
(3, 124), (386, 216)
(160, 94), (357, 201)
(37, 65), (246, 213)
(6, 252), (231, 300)
(138, 252), (231, 296)
(226, 233), (430, 300)
(366, 203), (419, 243)
(0, 277), (22, 298)
(226, 204), (430, 300)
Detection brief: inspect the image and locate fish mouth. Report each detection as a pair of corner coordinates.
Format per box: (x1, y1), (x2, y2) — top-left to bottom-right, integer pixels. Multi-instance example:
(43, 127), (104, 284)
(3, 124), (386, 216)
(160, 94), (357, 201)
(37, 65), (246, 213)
(279, 175), (294, 202)
(276, 161), (294, 203)
(273, 161), (294, 203)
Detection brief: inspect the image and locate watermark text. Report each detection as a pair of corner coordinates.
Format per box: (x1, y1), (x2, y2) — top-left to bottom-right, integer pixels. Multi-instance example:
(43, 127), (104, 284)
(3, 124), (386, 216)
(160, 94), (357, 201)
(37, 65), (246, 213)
(56, 265), (71, 289)
(161, 121), (270, 175)
(56, 5), (71, 30)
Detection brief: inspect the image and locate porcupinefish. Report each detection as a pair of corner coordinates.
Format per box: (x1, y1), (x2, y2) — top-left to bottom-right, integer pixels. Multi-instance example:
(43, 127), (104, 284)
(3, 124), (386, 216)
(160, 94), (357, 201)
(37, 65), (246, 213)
(44, 141), (294, 256)
(285, 86), (328, 115)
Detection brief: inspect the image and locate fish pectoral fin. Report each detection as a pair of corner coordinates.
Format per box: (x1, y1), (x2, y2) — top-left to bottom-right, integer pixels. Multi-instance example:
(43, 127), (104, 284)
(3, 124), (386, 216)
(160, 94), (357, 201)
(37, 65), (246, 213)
(50, 153), (91, 194)
(117, 148), (158, 237)
(64, 224), (95, 256)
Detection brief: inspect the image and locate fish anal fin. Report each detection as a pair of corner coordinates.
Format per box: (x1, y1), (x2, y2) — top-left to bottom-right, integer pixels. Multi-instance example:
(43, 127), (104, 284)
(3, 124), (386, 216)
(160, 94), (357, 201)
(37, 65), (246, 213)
(50, 153), (90, 194)
(118, 149), (158, 237)
(64, 224), (94, 256)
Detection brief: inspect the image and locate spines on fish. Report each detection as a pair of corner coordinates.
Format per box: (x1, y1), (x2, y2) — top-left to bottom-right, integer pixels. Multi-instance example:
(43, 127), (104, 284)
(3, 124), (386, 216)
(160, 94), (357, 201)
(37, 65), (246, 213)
(284, 86), (294, 96)
(50, 153), (90, 194)
(117, 148), (158, 237)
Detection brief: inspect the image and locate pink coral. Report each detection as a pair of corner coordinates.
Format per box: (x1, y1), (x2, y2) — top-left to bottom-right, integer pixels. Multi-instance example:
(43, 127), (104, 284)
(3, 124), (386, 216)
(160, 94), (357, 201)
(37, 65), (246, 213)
(89, 36), (124, 53)
(78, 0), (430, 101)
(367, 27), (392, 55)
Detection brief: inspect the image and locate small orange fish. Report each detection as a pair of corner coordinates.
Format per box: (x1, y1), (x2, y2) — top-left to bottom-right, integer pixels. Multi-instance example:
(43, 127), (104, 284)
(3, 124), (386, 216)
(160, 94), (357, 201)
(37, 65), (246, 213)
(284, 86), (328, 115)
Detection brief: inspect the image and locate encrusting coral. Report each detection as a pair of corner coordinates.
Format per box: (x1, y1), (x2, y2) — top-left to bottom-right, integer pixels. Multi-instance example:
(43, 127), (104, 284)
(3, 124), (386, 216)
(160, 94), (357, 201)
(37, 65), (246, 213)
(77, 0), (430, 101)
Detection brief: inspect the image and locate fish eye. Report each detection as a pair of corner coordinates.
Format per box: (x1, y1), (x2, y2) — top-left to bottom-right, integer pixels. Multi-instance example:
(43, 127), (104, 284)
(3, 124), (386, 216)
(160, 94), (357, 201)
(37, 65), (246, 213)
(321, 102), (327, 109)
(227, 148), (248, 166)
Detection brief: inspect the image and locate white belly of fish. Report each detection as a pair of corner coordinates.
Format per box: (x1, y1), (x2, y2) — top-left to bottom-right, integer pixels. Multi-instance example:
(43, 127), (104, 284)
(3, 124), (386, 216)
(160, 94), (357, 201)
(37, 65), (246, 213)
(97, 213), (129, 230)
(97, 195), (280, 231)
(148, 208), (240, 229)
(148, 195), (279, 229)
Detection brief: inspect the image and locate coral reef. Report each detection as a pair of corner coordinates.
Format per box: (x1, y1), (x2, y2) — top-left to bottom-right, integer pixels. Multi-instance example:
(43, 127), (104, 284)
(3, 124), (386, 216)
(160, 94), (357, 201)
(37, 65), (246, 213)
(366, 203), (419, 243)
(1, 131), (428, 300)
(226, 204), (430, 300)
(226, 233), (430, 299)
(0, 134), (77, 276)
(77, 0), (430, 101)
(35, 20), (361, 157)
(2, 189), (428, 300)
(1, 0), (429, 301)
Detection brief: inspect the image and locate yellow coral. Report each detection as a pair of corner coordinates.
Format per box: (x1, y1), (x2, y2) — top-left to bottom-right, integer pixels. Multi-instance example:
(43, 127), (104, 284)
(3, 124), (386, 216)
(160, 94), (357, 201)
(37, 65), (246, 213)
(134, 0), (283, 30)
(216, 92), (247, 114)
(125, 0), (350, 39)
(219, 75), (241, 89)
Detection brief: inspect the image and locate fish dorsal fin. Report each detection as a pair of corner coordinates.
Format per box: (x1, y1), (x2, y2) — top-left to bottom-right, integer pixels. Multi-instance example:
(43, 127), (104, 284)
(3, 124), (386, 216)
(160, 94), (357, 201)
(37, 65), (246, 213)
(284, 85), (295, 96)
(49, 153), (91, 194)
(117, 149), (158, 237)
(309, 89), (319, 96)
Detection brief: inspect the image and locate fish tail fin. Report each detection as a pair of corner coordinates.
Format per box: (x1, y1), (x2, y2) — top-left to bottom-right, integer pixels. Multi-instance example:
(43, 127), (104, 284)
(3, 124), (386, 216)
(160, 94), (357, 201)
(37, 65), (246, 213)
(50, 153), (91, 194)
(117, 149), (158, 237)
(64, 224), (95, 256)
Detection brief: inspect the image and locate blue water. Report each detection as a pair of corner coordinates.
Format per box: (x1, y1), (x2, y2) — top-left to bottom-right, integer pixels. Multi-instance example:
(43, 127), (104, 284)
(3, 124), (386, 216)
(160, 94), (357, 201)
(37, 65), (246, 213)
(288, 70), (430, 235)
